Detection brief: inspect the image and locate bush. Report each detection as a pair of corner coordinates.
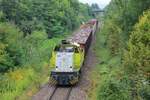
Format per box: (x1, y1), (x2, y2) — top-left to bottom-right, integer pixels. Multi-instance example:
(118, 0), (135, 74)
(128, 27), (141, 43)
(97, 77), (131, 100)
(123, 10), (150, 77)
(123, 10), (150, 100)
(0, 23), (23, 72)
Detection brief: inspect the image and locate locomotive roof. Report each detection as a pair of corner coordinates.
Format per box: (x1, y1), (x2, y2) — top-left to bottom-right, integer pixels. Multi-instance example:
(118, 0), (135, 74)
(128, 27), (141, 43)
(67, 26), (92, 44)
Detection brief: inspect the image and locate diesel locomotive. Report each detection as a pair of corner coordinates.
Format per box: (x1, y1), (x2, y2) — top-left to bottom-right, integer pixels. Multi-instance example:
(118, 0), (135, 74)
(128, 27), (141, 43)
(50, 19), (98, 85)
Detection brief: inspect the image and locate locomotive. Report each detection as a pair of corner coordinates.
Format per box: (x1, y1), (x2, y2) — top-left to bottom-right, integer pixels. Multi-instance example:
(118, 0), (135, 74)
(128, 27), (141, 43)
(50, 19), (98, 85)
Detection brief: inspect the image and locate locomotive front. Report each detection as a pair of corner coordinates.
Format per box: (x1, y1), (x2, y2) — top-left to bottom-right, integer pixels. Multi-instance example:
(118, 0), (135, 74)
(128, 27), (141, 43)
(50, 40), (84, 85)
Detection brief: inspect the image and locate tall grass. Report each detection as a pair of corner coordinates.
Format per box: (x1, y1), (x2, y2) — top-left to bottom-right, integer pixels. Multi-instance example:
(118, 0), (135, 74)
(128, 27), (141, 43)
(0, 68), (36, 99)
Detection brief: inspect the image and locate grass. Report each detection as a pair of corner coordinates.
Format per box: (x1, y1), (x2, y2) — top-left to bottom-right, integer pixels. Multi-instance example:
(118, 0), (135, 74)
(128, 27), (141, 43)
(0, 67), (36, 100)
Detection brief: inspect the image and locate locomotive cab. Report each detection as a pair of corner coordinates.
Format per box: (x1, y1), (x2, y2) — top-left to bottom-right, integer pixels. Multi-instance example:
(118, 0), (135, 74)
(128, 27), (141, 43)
(50, 40), (84, 85)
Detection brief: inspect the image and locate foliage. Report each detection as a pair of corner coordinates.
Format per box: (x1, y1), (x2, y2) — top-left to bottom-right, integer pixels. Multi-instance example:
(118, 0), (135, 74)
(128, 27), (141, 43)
(91, 3), (100, 10)
(0, 67), (36, 100)
(0, 35), (62, 100)
(124, 10), (150, 76)
(0, 42), (11, 72)
(103, 0), (150, 54)
(123, 10), (150, 99)
(104, 20), (123, 55)
(89, 1), (150, 100)
(97, 77), (130, 100)
(0, 23), (23, 72)
(78, 3), (93, 22)
(89, 28), (131, 100)
(0, 0), (92, 37)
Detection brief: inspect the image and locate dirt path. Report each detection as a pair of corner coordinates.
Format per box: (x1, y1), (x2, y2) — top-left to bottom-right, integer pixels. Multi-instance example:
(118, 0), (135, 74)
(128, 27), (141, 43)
(32, 34), (97, 100)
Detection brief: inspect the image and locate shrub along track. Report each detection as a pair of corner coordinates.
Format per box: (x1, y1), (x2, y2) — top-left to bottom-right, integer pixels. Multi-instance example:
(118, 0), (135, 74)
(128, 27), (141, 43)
(32, 28), (98, 100)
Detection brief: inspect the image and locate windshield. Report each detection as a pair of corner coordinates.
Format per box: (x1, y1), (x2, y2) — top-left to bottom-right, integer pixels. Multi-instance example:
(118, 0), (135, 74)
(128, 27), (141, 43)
(54, 45), (74, 52)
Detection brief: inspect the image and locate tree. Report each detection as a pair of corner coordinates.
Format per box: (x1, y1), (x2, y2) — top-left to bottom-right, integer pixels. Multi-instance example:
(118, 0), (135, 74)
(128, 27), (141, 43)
(0, 42), (13, 72)
(0, 23), (23, 72)
(123, 10), (150, 76)
(91, 3), (100, 10)
(123, 10), (150, 100)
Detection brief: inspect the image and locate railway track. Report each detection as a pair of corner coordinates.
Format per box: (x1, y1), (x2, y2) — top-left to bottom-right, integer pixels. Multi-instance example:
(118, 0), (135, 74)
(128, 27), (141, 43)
(48, 86), (72, 100)
(48, 78), (73, 100)
(32, 78), (73, 100)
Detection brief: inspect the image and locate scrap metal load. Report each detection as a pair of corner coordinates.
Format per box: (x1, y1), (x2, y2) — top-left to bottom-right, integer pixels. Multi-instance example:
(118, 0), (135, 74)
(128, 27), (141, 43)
(50, 19), (98, 85)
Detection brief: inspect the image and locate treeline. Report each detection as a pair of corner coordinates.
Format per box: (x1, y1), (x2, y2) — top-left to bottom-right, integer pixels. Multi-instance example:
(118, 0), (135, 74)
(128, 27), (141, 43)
(0, 0), (93, 37)
(93, 0), (150, 100)
(0, 0), (93, 72)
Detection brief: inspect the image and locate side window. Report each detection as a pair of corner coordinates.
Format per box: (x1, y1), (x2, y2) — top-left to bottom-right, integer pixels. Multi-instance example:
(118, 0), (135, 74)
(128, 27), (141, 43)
(75, 47), (79, 53)
(54, 45), (59, 51)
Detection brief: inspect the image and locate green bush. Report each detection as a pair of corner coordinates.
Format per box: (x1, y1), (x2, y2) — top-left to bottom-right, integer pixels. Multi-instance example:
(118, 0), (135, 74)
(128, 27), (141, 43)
(123, 10), (150, 76)
(123, 10), (150, 100)
(0, 23), (23, 72)
(97, 77), (131, 100)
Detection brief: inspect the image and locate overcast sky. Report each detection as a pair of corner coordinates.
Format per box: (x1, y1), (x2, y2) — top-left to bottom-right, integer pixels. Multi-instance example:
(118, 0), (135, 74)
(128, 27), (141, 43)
(79, 0), (111, 9)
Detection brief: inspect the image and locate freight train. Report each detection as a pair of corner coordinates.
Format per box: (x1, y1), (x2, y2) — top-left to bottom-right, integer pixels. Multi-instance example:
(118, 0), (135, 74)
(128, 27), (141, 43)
(50, 19), (98, 85)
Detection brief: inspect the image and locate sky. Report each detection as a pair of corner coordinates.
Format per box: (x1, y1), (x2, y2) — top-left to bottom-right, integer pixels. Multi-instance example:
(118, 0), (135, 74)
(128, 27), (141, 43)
(79, 0), (111, 9)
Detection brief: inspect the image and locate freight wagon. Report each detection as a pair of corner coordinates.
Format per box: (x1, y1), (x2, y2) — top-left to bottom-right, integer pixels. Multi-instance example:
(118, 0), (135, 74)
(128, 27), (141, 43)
(50, 19), (98, 85)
